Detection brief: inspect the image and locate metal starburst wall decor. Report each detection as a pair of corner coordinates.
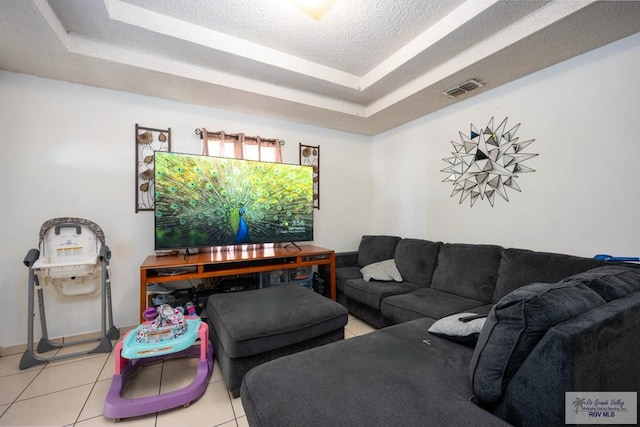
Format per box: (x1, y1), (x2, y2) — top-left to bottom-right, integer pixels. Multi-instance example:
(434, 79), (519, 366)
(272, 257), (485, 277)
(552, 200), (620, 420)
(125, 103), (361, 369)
(441, 117), (537, 207)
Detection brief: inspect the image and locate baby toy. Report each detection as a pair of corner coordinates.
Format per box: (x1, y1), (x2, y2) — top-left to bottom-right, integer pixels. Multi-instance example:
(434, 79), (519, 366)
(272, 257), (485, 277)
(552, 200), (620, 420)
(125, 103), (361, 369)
(135, 304), (186, 345)
(104, 304), (213, 420)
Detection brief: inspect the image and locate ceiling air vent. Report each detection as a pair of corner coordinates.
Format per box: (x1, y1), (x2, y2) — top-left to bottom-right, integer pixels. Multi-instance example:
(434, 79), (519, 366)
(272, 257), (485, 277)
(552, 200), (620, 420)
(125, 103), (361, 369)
(442, 79), (484, 98)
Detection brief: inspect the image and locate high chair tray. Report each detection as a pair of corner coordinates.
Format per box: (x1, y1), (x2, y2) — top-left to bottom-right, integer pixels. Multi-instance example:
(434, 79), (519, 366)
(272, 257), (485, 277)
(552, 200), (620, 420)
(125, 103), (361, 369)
(33, 255), (98, 269)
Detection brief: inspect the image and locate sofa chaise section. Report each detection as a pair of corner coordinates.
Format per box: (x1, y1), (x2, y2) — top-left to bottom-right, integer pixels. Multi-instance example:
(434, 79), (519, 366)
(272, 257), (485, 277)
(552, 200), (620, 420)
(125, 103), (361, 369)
(241, 317), (511, 427)
(242, 264), (640, 427)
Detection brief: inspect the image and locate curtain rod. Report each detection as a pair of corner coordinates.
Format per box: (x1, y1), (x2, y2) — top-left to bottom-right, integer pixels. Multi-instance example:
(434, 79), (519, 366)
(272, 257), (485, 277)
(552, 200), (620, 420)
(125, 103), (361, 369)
(195, 128), (285, 145)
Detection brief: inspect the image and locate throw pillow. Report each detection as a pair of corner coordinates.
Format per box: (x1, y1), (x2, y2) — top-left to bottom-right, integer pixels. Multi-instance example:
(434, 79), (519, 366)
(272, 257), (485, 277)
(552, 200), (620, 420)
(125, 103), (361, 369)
(360, 259), (403, 282)
(469, 280), (606, 404)
(428, 313), (486, 347)
(357, 235), (401, 267)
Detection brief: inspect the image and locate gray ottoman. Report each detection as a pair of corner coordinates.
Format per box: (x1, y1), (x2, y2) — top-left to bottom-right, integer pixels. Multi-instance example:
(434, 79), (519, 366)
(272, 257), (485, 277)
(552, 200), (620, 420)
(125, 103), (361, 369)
(206, 284), (348, 397)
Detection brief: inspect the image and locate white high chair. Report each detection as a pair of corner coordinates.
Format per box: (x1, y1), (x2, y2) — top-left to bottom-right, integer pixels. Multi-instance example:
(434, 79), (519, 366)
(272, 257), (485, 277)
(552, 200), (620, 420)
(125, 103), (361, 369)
(19, 217), (119, 369)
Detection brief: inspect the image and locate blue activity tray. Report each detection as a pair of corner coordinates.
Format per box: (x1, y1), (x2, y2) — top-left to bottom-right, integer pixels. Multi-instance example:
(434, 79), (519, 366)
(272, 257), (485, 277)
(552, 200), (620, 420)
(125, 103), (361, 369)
(122, 317), (202, 359)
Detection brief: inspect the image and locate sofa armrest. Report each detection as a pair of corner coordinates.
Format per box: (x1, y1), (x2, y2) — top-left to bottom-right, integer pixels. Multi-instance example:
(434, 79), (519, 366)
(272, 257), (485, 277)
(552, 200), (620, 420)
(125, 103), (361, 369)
(336, 251), (359, 268)
(318, 251), (359, 279)
(491, 292), (640, 427)
(316, 251), (359, 297)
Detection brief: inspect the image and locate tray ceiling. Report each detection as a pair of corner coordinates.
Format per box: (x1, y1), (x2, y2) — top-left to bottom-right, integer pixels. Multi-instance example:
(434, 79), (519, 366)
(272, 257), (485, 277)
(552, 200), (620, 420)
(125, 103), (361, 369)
(1, 0), (639, 135)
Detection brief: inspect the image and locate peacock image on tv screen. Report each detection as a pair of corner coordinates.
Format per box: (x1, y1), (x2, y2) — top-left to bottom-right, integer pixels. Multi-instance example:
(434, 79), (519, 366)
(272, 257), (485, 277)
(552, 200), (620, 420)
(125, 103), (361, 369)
(154, 151), (314, 250)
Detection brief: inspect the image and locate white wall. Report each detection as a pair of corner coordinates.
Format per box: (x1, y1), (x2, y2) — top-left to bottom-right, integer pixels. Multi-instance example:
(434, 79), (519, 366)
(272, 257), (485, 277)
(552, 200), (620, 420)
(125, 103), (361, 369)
(371, 33), (640, 257)
(0, 73), (372, 348)
(2, 32), (639, 350)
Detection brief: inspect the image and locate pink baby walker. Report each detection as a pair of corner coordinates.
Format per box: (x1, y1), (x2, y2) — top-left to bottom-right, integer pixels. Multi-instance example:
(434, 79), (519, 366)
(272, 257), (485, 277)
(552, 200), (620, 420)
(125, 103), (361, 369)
(104, 303), (213, 420)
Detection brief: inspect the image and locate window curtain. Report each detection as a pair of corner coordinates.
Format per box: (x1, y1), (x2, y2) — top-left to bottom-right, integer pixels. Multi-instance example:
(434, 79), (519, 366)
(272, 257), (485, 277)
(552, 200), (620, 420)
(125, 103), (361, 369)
(201, 128), (282, 162)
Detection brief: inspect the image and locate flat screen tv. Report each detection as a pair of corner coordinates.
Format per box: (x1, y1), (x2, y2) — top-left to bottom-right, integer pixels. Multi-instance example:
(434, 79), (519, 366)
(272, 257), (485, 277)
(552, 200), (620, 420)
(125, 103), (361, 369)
(154, 151), (314, 250)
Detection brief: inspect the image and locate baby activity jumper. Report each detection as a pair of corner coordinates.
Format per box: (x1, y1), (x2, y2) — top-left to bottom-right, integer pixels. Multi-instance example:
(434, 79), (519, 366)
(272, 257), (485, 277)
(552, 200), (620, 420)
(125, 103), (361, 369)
(104, 304), (213, 420)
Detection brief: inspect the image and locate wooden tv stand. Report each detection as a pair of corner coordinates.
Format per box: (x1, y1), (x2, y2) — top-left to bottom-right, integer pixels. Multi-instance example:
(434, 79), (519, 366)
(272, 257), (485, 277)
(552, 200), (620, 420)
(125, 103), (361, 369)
(139, 245), (336, 320)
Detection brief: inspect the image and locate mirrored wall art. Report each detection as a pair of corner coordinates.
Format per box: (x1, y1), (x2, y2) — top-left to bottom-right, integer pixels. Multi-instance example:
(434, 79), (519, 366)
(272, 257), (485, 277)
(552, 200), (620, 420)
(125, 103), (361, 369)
(441, 117), (537, 207)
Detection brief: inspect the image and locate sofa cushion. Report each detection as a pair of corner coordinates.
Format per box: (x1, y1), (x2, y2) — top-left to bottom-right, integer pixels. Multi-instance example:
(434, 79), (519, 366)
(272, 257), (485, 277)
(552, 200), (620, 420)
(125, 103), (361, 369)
(470, 280), (606, 404)
(381, 287), (487, 324)
(394, 238), (441, 287)
(493, 248), (607, 303)
(344, 278), (417, 310)
(428, 312), (487, 347)
(357, 235), (401, 267)
(563, 265), (640, 302)
(430, 243), (503, 303)
(360, 259), (403, 282)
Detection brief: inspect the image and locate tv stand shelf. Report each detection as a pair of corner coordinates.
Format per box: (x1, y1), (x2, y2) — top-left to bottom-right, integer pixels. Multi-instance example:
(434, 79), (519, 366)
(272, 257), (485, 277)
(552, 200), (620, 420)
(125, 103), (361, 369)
(139, 245), (336, 320)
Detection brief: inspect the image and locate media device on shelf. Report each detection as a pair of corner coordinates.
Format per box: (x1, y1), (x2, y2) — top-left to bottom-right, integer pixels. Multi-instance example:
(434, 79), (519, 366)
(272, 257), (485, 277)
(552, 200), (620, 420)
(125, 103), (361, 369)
(154, 151), (314, 250)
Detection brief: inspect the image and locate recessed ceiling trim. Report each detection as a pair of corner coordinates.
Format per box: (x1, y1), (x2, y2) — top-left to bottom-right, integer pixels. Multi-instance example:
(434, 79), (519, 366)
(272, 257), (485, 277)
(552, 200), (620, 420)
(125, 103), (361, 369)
(32, 0), (364, 115)
(365, 0), (596, 116)
(34, 0), (600, 120)
(69, 33), (367, 116)
(361, 0), (500, 90)
(18, 0), (634, 136)
(33, 0), (69, 44)
(103, 0), (361, 90)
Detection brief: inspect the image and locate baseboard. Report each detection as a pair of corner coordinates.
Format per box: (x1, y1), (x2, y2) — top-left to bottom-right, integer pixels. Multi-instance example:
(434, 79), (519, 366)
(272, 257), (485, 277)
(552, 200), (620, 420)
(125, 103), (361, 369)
(0, 325), (137, 357)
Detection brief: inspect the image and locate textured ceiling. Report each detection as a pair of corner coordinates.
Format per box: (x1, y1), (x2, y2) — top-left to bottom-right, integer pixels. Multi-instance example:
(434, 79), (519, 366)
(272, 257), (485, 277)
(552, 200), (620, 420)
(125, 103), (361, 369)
(1, 0), (639, 135)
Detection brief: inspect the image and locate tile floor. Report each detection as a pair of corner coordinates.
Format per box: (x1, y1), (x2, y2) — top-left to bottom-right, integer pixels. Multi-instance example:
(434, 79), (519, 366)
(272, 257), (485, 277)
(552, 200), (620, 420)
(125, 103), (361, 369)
(0, 315), (375, 426)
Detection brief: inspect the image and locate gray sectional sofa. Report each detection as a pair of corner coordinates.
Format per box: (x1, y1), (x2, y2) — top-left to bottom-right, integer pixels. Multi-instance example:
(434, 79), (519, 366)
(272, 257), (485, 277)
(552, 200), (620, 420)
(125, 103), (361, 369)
(329, 235), (609, 328)
(240, 235), (640, 426)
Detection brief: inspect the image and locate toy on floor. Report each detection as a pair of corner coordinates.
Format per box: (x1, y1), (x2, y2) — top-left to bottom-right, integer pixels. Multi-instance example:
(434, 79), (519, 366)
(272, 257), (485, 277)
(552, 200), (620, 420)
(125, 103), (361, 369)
(103, 304), (213, 421)
(134, 304), (187, 347)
